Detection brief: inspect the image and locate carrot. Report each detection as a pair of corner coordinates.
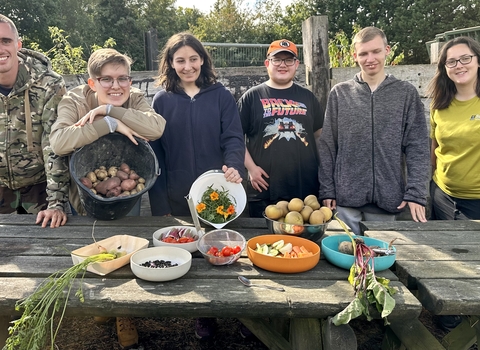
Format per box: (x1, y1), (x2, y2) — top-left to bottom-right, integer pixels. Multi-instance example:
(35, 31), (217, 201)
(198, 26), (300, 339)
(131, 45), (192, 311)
(292, 246), (301, 254)
(283, 251), (291, 258)
(300, 246), (309, 254)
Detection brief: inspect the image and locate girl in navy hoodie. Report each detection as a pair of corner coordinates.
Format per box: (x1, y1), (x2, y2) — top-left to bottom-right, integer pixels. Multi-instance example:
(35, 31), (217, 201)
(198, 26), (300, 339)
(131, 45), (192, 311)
(148, 31), (246, 341)
(148, 32), (245, 217)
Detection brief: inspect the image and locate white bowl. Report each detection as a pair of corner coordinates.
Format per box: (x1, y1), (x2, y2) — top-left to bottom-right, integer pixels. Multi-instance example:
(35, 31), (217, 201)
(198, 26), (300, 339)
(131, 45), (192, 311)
(188, 170), (246, 229)
(152, 226), (202, 253)
(130, 247), (192, 282)
(71, 235), (149, 276)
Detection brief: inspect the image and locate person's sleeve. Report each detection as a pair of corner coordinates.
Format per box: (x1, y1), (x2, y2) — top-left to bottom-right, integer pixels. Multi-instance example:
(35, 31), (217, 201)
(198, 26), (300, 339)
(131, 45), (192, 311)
(221, 90), (246, 179)
(110, 92), (166, 141)
(317, 90), (338, 201)
(50, 92), (110, 156)
(402, 87), (430, 206)
(42, 77), (70, 211)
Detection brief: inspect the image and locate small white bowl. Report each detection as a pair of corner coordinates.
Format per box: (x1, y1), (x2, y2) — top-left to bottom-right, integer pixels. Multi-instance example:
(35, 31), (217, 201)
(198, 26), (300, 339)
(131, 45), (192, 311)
(130, 247), (192, 282)
(152, 226), (202, 253)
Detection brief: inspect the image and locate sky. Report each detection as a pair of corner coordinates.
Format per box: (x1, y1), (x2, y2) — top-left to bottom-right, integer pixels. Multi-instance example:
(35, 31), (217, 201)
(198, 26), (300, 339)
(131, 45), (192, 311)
(174, 0), (290, 13)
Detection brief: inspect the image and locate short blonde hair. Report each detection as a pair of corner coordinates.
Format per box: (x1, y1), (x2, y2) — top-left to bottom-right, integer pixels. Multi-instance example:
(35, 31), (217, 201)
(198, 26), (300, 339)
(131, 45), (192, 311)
(352, 27), (388, 52)
(87, 48), (133, 78)
(0, 14), (20, 40)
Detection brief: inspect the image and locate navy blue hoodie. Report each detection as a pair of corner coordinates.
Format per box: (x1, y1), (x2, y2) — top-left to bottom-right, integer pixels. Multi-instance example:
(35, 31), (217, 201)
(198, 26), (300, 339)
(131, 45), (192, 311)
(149, 82), (245, 215)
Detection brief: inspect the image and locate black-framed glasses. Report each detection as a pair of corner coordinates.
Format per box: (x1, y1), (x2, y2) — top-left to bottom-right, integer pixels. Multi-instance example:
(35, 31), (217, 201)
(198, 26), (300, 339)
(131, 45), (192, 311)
(445, 55), (475, 68)
(96, 76), (132, 88)
(269, 58), (297, 66)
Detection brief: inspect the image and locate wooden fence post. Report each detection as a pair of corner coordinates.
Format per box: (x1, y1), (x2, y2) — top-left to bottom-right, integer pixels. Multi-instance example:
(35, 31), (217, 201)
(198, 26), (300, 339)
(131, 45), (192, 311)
(302, 16), (330, 112)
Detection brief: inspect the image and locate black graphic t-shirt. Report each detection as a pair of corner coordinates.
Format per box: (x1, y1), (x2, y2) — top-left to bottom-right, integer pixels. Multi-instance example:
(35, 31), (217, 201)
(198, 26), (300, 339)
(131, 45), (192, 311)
(238, 83), (324, 203)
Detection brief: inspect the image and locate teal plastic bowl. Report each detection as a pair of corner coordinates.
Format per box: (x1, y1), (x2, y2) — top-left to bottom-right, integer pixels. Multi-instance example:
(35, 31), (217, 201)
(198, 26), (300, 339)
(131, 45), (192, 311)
(321, 235), (396, 271)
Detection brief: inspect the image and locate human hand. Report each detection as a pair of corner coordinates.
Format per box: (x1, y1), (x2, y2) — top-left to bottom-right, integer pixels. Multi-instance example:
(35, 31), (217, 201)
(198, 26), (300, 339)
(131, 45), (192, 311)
(397, 201), (427, 222)
(248, 166), (269, 192)
(116, 119), (148, 145)
(222, 165), (243, 184)
(35, 208), (68, 228)
(75, 105), (108, 127)
(322, 199), (336, 210)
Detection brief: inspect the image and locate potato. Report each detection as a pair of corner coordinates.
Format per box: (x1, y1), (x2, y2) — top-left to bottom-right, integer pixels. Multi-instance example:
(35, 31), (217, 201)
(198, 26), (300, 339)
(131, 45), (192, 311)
(80, 177), (93, 189)
(106, 186), (122, 197)
(86, 171), (97, 183)
(121, 179), (137, 192)
(130, 189), (138, 195)
(138, 177), (145, 184)
(116, 170), (129, 181)
(95, 176), (121, 195)
(129, 171), (139, 180)
(107, 166), (118, 177)
(119, 163), (131, 174)
(119, 191), (130, 197)
(90, 188), (97, 195)
(96, 169), (108, 180)
(136, 183), (145, 192)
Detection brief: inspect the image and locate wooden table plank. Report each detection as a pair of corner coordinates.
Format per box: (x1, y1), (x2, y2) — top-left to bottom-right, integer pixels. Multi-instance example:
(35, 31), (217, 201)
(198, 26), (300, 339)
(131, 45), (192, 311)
(0, 277), (421, 321)
(394, 260), (480, 289)
(362, 230), (480, 245)
(360, 220), (480, 233)
(0, 256), (399, 281)
(417, 279), (480, 315)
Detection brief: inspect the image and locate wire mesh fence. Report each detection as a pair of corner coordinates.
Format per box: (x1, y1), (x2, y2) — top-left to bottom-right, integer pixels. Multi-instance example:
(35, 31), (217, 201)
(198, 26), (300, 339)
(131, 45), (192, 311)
(202, 42), (304, 67)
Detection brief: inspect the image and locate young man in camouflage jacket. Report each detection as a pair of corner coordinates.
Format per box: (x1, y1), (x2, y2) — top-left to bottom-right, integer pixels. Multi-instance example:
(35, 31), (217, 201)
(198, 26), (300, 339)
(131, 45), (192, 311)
(0, 14), (69, 228)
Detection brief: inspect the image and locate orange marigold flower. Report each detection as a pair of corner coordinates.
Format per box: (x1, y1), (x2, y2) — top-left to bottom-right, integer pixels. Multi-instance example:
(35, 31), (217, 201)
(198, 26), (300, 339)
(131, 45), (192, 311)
(227, 204), (235, 215)
(210, 191), (219, 201)
(196, 203), (206, 213)
(216, 206), (224, 215)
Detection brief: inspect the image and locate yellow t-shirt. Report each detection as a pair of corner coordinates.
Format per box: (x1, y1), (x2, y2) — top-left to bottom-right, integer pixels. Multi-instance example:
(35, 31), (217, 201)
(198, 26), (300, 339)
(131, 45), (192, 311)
(430, 97), (480, 198)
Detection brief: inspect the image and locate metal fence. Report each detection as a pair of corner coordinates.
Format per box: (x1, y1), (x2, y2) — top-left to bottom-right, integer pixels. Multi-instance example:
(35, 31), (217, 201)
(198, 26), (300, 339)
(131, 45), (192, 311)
(202, 42), (304, 68)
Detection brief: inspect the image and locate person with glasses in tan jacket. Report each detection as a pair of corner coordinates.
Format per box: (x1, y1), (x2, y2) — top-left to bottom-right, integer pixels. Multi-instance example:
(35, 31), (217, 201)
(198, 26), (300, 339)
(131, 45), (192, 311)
(49, 48), (166, 349)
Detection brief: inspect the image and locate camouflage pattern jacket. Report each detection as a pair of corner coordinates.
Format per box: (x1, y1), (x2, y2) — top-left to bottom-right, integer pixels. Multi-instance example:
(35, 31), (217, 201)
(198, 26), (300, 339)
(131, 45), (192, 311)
(0, 49), (69, 211)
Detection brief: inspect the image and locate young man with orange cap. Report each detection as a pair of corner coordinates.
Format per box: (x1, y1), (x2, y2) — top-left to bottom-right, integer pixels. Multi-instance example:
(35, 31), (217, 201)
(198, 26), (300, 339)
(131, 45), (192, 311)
(237, 39), (324, 217)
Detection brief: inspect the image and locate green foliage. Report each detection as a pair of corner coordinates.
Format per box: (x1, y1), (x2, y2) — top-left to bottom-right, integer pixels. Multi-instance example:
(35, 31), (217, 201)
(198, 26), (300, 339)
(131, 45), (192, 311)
(328, 25), (404, 68)
(30, 27), (116, 75)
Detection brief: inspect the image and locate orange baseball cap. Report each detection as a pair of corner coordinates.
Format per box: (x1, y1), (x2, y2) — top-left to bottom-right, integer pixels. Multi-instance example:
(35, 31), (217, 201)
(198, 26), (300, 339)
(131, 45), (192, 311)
(267, 39), (298, 57)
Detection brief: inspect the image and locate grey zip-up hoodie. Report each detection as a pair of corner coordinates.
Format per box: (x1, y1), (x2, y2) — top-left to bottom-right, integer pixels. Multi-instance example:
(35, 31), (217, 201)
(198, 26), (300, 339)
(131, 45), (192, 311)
(318, 73), (430, 213)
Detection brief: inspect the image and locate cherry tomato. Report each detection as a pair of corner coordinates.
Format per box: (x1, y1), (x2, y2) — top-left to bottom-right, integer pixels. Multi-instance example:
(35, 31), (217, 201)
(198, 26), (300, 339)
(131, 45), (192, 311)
(232, 245), (241, 254)
(221, 246), (233, 256)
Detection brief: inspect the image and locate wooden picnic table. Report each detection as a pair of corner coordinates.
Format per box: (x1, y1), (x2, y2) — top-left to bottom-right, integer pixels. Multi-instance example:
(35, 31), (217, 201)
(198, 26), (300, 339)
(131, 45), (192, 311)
(0, 215), (422, 350)
(361, 220), (480, 350)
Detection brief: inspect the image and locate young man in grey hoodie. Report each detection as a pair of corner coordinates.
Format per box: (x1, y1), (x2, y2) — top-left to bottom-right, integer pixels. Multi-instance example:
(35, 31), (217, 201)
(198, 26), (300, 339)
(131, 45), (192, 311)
(318, 26), (430, 235)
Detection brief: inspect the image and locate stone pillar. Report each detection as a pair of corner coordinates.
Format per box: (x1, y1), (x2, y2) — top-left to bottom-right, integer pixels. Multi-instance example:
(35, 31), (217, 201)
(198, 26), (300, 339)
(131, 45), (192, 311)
(302, 16), (330, 111)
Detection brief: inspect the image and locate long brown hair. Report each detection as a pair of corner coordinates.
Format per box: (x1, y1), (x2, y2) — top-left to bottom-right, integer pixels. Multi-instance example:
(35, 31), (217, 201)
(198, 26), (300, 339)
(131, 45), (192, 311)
(427, 36), (480, 110)
(155, 32), (217, 93)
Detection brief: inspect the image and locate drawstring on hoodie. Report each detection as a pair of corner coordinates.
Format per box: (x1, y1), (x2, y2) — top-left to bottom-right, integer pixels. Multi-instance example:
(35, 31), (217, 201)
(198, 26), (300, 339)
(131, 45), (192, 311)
(24, 89), (34, 152)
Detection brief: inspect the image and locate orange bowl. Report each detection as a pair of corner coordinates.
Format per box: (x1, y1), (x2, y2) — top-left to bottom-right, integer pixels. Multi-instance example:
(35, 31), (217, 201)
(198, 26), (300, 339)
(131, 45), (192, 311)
(247, 235), (320, 273)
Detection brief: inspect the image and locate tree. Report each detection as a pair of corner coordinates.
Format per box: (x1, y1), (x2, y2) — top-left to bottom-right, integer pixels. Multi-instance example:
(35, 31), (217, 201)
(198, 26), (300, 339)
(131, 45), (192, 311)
(191, 0), (254, 42)
(0, 0), (60, 49)
(95, 0), (146, 70)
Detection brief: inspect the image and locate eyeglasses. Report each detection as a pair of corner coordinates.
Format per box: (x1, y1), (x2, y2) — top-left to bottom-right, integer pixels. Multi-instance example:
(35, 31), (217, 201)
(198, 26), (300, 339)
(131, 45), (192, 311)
(268, 58), (297, 66)
(445, 55), (476, 68)
(96, 76), (132, 88)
